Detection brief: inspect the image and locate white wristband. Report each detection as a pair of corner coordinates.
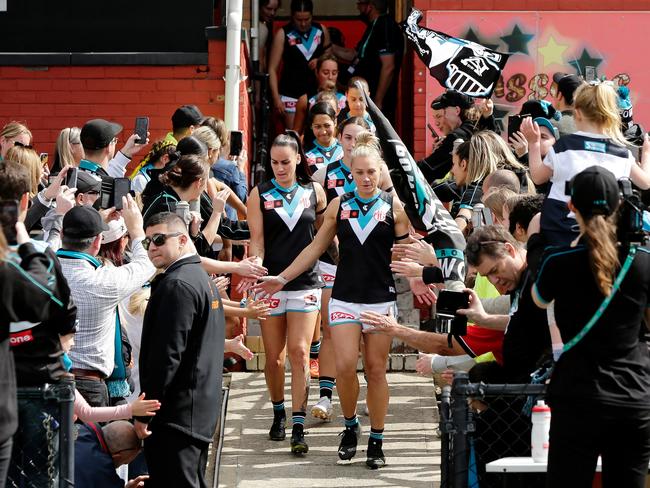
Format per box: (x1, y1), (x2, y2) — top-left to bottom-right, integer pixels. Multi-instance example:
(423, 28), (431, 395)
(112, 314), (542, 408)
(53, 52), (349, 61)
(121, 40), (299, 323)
(276, 275), (289, 285)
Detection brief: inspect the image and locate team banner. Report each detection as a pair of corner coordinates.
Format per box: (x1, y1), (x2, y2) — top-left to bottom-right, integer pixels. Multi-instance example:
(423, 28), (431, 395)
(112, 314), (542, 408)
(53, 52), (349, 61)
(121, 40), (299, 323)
(403, 8), (509, 98)
(357, 81), (466, 282)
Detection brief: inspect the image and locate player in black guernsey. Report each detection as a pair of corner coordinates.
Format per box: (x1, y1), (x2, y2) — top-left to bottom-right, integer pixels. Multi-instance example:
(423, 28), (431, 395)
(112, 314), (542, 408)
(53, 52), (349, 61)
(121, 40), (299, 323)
(304, 102), (344, 174)
(309, 117), (397, 422)
(244, 131), (327, 456)
(254, 132), (412, 469)
(268, 0), (332, 129)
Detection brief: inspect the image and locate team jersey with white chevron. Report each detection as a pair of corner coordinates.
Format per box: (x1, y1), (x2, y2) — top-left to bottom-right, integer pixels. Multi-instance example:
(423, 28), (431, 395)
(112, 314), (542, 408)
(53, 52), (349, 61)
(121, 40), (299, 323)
(258, 179), (322, 291)
(333, 190), (396, 303)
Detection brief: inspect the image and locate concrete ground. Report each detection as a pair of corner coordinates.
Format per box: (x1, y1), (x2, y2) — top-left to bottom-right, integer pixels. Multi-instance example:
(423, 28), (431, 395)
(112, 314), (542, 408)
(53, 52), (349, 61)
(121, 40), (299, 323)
(218, 372), (440, 488)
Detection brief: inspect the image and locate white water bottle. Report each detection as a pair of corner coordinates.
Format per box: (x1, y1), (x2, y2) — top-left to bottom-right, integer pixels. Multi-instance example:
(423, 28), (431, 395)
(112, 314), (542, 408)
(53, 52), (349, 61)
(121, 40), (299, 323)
(531, 400), (551, 462)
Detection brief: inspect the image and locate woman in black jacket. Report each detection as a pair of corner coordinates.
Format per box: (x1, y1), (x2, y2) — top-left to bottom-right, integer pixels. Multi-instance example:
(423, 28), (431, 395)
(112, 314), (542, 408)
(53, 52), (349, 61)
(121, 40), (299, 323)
(141, 154), (229, 257)
(532, 166), (650, 488)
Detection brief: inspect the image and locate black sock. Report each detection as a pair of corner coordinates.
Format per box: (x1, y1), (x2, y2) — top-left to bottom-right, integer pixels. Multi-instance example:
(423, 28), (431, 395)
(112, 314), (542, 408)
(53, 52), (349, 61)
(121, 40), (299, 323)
(272, 400), (286, 418)
(309, 340), (321, 360)
(292, 411), (306, 430)
(370, 427), (384, 442)
(319, 376), (335, 400)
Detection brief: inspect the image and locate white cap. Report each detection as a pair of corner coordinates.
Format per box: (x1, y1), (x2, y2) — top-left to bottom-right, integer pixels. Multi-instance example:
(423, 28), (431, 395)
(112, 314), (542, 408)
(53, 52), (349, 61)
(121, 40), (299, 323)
(101, 217), (127, 244)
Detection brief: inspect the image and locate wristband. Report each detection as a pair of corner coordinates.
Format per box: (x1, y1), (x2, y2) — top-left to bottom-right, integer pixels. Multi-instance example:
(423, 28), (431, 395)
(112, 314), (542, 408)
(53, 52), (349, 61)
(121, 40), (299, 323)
(276, 275), (289, 285)
(456, 214), (471, 226)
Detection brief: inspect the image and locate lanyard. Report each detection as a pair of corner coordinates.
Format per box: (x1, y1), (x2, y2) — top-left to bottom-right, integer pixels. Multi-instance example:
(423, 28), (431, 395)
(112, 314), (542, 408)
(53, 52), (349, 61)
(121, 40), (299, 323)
(562, 245), (637, 353)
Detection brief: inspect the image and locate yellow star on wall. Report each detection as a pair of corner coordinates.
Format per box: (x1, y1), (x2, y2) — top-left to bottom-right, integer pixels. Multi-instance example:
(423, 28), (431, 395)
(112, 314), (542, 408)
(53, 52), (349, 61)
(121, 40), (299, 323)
(538, 36), (569, 68)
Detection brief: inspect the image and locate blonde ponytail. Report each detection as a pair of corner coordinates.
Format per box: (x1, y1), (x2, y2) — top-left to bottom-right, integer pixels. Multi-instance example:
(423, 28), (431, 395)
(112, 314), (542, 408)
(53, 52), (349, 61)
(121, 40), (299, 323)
(574, 83), (627, 146)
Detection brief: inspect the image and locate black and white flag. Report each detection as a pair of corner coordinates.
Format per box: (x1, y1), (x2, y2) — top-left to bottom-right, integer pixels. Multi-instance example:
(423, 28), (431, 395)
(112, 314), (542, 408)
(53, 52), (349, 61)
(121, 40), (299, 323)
(357, 81), (466, 283)
(403, 9), (509, 98)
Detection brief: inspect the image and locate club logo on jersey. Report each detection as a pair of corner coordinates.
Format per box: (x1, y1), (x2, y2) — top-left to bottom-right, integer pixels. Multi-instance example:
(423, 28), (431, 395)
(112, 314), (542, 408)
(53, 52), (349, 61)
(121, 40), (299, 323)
(374, 209), (387, 222)
(264, 200), (283, 210)
(331, 311), (355, 321)
(340, 210), (359, 220)
(288, 36), (301, 46)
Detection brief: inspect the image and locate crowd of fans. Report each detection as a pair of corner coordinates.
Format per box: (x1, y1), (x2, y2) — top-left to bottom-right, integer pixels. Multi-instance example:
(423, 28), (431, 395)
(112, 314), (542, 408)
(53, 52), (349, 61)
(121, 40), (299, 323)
(1, 0), (650, 487)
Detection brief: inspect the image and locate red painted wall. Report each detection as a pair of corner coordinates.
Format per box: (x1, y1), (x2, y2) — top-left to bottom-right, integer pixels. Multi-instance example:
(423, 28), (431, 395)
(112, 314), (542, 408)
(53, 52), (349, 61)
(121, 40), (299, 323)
(410, 0), (650, 159)
(0, 38), (251, 173)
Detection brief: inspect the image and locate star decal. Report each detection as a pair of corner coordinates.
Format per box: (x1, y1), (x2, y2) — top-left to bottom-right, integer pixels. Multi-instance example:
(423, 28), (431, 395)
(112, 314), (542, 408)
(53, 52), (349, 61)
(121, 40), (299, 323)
(568, 48), (603, 77)
(500, 25), (534, 55)
(538, 36), (569, 68)
(463, 27), (500, 51)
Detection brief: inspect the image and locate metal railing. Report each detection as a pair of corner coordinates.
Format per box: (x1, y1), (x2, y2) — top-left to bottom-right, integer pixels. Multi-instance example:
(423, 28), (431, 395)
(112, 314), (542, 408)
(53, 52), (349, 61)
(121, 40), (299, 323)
(8, 377), (75, 488)
(440, 372), (547, 488)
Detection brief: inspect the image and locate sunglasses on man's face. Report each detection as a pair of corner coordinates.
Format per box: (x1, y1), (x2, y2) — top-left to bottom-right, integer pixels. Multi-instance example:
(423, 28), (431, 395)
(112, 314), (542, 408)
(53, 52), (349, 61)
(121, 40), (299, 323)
(142, 232), (182, 250)
(14, 141), (33, 149)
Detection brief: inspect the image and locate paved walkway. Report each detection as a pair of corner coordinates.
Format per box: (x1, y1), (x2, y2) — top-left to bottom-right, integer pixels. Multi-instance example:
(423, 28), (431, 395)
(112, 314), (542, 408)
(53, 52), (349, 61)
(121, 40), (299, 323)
(218, 372), (440, 488)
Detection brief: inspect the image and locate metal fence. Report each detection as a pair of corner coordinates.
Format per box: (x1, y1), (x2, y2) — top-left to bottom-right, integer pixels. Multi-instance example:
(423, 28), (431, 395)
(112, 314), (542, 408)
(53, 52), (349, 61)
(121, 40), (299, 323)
(440, 372), (547, 488)
(7, 377), (75, 488)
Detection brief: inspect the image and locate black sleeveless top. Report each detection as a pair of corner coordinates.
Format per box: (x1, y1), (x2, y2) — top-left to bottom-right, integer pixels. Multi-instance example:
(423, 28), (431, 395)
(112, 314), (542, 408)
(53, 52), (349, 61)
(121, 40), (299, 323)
(258, 179), (322, 291)
(279, 22), (326, 99)
(332, 190), (396, 303)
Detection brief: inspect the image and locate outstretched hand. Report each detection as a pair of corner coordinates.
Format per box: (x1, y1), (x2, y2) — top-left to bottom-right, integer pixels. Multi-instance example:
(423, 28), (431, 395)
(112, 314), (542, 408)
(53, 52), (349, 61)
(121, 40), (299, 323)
(408, 277), (437, 306)
(250, 275), (285, 299)
(225, 333), (254, 360)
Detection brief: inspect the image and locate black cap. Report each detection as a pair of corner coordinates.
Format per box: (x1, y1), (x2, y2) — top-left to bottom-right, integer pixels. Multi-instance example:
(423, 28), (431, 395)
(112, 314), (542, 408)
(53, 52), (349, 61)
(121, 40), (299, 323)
(75, 171), (102, 195)
(81, 119), (123, 150)
(431, 90), (474, 110)
(62, 205), (109, 238)
(569, 166), (620, 218)
(171, 105), (204, 130)
(553, 73), (583, 104)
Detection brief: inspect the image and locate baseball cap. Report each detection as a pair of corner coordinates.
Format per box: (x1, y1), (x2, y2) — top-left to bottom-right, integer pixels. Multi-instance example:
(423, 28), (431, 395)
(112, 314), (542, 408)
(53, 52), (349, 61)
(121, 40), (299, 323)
(553, 73), (583, 104)
(62, 205), (109, 238)
(568, 166), (620, 218)
(171, 105), (204, 130)
(81, 119), (123, 150)
(431, 90), (474, 110)
(101, 217), (127, 244)
(75, 171), (102, 195)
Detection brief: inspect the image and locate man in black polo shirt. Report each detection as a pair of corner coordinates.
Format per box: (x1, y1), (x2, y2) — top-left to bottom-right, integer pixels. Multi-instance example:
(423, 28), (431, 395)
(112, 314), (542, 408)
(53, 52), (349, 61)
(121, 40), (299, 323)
(417, 90), (496, 184)
(333, 0), (403, 120)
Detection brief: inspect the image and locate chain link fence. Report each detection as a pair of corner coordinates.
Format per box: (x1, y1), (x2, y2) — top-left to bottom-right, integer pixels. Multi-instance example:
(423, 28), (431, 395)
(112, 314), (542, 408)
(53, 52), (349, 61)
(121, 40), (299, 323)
(7, 377), (75, 488)
(440, 372), (547, 488)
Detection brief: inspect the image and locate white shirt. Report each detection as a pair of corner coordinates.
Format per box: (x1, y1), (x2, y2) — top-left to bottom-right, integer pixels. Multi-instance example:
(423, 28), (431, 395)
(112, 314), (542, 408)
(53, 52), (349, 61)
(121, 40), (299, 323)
(60, 238), (155, 376)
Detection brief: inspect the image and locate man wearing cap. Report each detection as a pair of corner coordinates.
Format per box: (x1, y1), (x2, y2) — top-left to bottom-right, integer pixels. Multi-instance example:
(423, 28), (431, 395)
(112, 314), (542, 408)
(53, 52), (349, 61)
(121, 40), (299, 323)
(41, 170), (104, 251)
(128, 105), (202, 181)
(167, 104), (203, 145)
(79, 118), (148, 178)
(552, 73), (583, 137)
(57, 196), (155, 406)
(417, 90), (496, 183)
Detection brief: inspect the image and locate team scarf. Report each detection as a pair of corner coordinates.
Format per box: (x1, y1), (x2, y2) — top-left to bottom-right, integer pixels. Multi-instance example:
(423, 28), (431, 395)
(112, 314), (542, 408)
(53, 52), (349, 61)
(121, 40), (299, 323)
(357, 81), (466, 283)
(403, 8), (509, 98)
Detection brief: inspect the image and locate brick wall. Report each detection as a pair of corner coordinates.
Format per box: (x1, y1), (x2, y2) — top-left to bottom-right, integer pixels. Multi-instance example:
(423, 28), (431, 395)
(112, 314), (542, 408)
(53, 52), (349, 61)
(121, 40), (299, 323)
(0, 37), (252, 171)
